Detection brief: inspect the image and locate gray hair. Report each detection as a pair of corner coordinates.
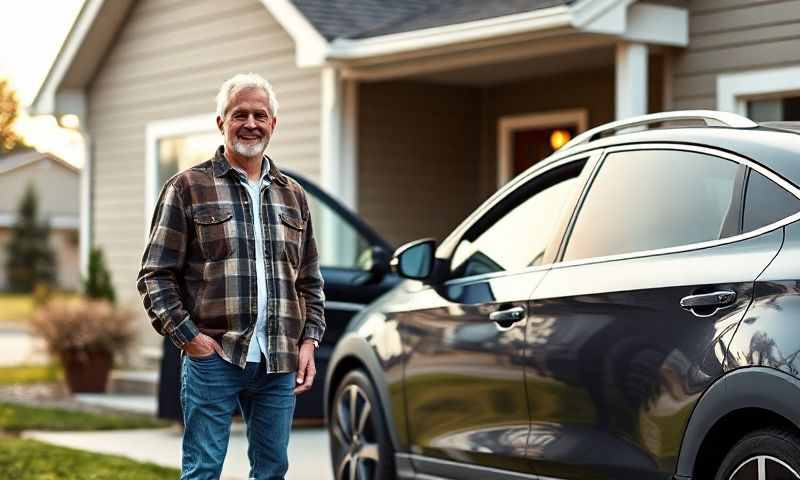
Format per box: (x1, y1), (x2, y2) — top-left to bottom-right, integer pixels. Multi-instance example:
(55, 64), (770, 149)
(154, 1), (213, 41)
(215, 73), (279, 119)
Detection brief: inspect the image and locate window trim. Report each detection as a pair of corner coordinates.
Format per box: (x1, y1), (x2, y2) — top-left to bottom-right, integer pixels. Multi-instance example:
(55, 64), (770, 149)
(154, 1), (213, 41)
(717, 65), (800, 116)
(553, 143), (800, 270)
(441, 151), (603, 287)
(144, 113), (217, 240)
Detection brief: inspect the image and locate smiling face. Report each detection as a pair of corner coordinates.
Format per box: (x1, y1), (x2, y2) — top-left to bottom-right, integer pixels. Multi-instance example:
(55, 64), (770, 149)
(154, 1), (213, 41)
(216, 86), (277, 160)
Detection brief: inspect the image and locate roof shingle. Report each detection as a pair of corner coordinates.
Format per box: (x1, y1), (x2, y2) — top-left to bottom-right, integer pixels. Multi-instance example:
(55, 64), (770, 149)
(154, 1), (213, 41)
(290, 0), (575, 41)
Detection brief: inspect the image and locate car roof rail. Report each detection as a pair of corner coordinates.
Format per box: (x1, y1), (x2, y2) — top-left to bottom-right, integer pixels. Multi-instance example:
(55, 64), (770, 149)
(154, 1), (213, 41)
(561, 110), (758, 150)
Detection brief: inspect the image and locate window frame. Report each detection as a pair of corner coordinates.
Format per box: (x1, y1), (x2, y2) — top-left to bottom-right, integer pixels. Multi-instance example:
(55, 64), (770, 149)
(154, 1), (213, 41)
(440, 150), (603, 286)
(555, 143), (800, 268)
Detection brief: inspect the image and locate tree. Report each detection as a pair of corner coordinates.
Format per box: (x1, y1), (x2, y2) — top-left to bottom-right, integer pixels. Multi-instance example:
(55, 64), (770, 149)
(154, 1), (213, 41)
(5, 184), (55, 292)
(84, 247), (116, 303)
(0, 78), (24, 153)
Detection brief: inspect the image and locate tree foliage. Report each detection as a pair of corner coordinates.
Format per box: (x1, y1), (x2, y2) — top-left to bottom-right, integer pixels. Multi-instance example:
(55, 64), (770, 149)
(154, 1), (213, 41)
(84, 247), (116, 303)
(0, 79), (24, 153)
(5, 184), (55, 292)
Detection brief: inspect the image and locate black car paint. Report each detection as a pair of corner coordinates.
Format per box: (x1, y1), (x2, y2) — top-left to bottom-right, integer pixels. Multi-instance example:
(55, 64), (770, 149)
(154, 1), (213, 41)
(324, 125), (800, 479)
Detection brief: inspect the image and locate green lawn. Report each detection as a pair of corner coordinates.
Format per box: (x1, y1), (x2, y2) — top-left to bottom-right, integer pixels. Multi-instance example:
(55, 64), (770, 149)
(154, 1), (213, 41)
(0, 402), (169, 432)
(0, 294), (36, 325)
(0, 364), (62, 385)
(0, 292), (80, 324)
(0, 436), (179, 480)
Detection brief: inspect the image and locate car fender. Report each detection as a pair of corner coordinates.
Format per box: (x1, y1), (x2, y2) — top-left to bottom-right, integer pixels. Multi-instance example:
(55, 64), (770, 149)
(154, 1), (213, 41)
(676, 366), (800, 477)
(324, 333), (403, 452)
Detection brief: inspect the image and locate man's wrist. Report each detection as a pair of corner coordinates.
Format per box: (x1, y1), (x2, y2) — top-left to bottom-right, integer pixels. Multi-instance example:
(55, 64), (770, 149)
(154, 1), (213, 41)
(302, 338), (319, 349)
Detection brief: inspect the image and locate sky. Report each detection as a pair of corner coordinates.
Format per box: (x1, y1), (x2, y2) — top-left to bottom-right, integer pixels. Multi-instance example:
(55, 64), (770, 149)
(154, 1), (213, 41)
(0, 0), (86, 167)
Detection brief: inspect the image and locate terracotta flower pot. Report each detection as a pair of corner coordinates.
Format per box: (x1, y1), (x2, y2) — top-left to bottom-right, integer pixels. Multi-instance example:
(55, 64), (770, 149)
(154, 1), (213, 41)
(60, 349), (113, 393)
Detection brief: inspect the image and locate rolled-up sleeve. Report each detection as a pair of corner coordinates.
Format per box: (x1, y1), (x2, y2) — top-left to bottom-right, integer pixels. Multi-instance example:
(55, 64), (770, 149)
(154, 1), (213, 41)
(297, 194), (325, 344)
(136, 182), (199, 348)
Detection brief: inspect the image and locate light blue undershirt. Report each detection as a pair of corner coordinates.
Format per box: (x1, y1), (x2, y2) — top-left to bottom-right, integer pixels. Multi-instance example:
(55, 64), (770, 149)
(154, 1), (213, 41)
(233, 158), (271, 364)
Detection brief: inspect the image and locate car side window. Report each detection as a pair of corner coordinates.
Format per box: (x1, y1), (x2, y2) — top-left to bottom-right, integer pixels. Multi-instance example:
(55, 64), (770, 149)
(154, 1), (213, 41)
(305, 189), (372, 270)
(450, 160), (586, 279)
(743, 169), (800, 232)
(563, 149), (740, 262)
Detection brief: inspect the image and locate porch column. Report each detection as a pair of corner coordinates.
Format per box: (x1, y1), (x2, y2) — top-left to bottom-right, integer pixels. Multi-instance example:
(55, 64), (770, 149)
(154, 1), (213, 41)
(615, 42), (648, 120)
(320, 67), (359, 265)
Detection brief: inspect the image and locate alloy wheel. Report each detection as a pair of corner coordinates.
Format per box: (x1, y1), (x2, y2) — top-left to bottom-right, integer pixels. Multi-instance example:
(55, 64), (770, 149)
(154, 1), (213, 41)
(729, 455), (800, 480)
(331, 384), (380, 480)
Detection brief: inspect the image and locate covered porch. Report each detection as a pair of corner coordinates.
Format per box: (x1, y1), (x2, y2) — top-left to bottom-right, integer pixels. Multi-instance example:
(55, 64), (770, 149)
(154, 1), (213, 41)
(327, 22), (682, 246)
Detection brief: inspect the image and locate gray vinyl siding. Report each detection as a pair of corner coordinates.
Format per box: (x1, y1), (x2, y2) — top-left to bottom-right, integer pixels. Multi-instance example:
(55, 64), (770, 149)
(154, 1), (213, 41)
(87, 0), (321, 306)
(672, 0), (800, 110)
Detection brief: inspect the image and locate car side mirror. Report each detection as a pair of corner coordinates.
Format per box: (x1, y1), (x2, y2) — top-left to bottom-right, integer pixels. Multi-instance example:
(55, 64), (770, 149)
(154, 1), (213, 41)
(391, 238), (437, 281)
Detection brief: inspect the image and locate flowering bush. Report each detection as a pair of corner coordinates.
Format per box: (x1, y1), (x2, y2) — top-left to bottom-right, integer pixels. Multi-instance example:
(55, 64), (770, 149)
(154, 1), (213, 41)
(30, 298), (136, 356)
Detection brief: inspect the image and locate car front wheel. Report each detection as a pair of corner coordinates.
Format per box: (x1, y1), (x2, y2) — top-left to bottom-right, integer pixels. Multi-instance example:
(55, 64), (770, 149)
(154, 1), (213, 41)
(715, 428), (800, 480)
(329, 369), (395, 480)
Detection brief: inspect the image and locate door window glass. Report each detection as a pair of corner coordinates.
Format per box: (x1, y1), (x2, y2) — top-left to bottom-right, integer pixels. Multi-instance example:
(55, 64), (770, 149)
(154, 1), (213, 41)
(563, 150), (739, 261)
(451, 160), (586, 278)
(747, 96), (800, 121)
(743, 170), (800, 232)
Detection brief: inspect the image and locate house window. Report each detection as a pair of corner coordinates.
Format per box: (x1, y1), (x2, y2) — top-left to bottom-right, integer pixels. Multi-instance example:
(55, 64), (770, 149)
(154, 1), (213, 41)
(747, 96), (800, 122)
(157, 133), (221, 187)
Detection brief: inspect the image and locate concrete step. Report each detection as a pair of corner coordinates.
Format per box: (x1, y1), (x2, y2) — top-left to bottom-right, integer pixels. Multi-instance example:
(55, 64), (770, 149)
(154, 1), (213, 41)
(108, 369), (158, 396)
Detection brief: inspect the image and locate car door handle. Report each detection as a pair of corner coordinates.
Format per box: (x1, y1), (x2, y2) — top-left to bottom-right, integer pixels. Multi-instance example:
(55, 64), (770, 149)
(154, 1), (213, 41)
(680, 291), (737, 312)
(489, 306), (526, 328)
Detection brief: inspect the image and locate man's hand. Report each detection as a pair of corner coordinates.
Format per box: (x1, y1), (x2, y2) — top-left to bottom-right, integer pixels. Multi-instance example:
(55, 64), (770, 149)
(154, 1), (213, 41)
(183, 333), (223, 359)
(294, 340), (317, 395)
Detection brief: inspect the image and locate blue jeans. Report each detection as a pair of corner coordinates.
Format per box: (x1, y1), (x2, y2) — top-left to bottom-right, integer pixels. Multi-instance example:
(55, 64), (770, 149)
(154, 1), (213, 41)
(180, 353), (296, 480)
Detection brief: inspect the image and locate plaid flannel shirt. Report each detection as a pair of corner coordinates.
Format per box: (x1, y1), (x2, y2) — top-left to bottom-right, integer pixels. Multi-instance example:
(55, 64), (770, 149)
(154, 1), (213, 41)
(137, 147), (325, 371)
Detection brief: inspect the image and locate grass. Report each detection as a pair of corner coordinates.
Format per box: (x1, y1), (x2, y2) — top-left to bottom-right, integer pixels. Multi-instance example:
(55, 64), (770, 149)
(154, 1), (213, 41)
(0, 402), (170, 433)
(0, 364), (62, 385)
(0, 292), (80, 324)
(0, 436), (180, 480)
(0, 294), (36, 325)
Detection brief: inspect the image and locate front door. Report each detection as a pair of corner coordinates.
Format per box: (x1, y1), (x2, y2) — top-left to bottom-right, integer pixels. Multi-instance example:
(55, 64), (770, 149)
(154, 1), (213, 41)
(401, 156), (593, 476)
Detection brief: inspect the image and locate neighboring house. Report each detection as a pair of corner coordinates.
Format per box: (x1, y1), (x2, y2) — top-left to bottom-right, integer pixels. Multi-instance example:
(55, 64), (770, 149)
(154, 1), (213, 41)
(30, 0), (800, 311)
(0, 151), (81, 291)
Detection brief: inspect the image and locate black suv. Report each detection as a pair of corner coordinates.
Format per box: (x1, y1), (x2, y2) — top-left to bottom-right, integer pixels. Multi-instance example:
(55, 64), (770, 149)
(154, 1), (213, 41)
(324, 111), (800, 480)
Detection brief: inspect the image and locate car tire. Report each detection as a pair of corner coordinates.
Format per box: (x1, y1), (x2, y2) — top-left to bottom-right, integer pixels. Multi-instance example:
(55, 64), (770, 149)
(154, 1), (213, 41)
(329, 369), (395, 480)
(714, 428), (800, 480)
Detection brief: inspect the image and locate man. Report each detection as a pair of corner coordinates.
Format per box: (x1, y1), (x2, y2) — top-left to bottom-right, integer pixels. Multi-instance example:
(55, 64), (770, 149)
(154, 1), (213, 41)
(137, 73), (324, 480)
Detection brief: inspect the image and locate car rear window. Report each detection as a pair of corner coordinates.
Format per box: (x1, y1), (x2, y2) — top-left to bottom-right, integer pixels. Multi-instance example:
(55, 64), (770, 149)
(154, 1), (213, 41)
(743, 169), (800, 232)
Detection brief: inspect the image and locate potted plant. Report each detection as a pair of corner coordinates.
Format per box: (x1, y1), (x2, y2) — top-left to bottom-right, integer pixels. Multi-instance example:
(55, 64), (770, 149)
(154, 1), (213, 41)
(31, 297), (135, 393)
(30, 248), (133, 393)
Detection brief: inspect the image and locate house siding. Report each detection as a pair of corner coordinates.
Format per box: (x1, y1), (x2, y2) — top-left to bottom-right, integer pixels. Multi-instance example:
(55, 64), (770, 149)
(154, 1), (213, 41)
(358, 82), (483, 246)
(87, 0), (321, 306)
(673, 0), (800, 110)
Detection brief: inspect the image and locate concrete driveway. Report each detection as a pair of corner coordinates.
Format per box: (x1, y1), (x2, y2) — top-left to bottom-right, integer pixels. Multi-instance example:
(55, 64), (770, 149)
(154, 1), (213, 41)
(25, 425), (333, 480)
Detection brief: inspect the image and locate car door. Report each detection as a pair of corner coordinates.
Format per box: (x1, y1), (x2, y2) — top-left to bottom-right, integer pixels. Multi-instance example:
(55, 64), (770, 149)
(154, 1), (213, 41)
(288, 172), (401, 417)
(523, 146), (784, 479)
(399, 154), (598, 477)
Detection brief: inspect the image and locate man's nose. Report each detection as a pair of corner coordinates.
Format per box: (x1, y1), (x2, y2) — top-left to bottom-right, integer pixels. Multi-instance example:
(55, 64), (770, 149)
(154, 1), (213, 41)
(243, 115), (257, 128)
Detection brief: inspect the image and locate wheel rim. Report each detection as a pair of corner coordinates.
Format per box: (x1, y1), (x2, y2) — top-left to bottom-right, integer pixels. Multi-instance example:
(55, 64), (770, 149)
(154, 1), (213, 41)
(331, 384), (380, 480)
(729, 455), (800, 480)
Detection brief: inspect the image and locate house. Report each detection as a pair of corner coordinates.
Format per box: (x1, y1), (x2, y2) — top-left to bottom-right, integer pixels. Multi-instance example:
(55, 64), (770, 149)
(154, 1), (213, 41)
(30, 0), (800, 314)
(0, 151), (81, 291)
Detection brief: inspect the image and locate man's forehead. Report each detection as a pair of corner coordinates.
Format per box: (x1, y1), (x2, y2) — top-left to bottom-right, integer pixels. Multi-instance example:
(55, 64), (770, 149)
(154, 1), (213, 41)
(229, 88), (269, 112)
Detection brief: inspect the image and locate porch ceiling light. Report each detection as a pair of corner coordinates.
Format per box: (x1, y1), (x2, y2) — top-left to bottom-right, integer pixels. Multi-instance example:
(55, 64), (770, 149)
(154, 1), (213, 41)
(550, 129), (571, 150)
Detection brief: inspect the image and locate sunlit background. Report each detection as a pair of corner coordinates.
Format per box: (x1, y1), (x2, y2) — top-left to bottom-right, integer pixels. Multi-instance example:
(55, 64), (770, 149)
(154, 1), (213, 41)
(0, 0), (85, 167)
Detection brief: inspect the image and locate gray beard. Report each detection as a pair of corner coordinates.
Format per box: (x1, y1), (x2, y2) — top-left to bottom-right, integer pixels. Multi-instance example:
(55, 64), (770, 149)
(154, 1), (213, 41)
(233, 137), (268, 158)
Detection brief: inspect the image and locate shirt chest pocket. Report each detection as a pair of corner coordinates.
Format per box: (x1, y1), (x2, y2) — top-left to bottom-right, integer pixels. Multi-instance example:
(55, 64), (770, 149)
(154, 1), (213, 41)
(193, 205), (235, 261)
(279, 212), (304, 268)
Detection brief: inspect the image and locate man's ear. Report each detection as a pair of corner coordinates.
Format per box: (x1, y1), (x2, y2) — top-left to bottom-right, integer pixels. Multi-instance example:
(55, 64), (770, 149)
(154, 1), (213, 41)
(270, 117), (277, 131)
(216, 115), (224, 134)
